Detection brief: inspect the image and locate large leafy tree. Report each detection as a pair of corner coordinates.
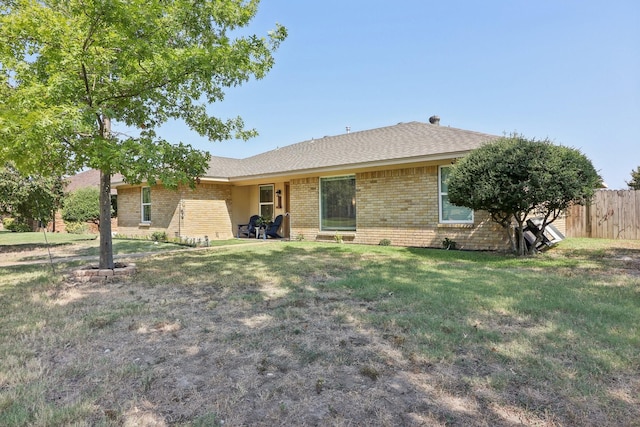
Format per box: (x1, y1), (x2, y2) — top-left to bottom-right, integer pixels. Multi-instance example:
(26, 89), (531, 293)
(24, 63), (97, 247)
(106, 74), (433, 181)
(447, 134), (601, 255)
(0, 162), (65, 226)
(626, 166), (640, 190)
(0, 0), (286, 268)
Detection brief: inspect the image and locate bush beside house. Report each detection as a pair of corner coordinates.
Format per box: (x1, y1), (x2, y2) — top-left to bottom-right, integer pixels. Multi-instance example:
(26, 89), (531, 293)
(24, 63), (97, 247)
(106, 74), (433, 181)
(50, 169), (121, 234)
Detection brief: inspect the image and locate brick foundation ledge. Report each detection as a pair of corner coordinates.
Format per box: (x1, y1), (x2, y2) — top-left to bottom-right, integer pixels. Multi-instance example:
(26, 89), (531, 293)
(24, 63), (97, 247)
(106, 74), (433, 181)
(72, 263), (137, 283)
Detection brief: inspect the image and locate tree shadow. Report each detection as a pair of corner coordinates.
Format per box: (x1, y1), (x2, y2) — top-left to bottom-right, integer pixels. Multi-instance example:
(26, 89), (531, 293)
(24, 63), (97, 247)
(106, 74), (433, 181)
(2, 243), (637, 426)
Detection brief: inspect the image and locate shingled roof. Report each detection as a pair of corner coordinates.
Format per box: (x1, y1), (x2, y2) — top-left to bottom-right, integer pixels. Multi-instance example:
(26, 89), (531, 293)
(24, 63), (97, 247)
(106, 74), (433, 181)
(66, 169), (123, 194)
(206, 121), (499, 181)
(111, 120), (499, 186)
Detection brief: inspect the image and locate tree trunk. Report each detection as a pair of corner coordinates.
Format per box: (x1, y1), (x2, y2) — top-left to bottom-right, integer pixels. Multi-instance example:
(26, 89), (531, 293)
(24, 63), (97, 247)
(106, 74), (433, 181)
(501, 223), (515, 254)
(515, 219), (526, 256)
(99, 169), (114, 269)
(98, 115), (114, 269)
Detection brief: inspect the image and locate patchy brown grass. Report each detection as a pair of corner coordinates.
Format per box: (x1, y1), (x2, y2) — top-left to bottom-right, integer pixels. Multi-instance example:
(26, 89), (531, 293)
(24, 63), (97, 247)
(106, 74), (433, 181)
(1, 239), (639, 426)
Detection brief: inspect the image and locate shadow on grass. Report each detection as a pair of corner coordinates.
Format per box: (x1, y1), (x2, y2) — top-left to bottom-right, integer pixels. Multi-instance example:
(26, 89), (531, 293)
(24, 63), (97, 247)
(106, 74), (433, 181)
(1, 242), (637, 426)
(0, 242), (75, 254)
(128, 243), (639, 425)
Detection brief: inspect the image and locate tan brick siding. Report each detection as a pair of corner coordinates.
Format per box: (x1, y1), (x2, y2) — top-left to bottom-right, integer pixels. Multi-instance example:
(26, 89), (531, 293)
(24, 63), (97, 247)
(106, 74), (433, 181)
(289, 166), (509, 250)
(117, 183), (233, 240)
(117, 166), (515, 250)
(289, 177), (319, 241)
(48, 210), (117, 234)
(117, 186), (142, 231)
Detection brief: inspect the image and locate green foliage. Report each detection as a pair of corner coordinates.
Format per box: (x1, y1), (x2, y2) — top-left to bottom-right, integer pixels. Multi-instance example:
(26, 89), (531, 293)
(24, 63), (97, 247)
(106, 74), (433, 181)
(256, 216), (272, 227)
(626, 166), (640, 190)
(110, 195), (118, 218)
(62, 188), (101, 224)
(0, 0), (287, 267)
(0, 163), (65, 223)
(448, 134), (601, 255)
(0, 232), (96, 245)
(2, 217), (31, 232)
(0, 0), (287, 178)
(64, 221), (89, 235)
(379, 239), (391, 246)
(151, 231), (168, 242)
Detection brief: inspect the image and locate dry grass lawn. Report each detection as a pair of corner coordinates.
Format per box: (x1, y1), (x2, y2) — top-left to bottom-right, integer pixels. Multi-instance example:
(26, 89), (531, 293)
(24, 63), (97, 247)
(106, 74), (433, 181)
(1, 238), (639, 426)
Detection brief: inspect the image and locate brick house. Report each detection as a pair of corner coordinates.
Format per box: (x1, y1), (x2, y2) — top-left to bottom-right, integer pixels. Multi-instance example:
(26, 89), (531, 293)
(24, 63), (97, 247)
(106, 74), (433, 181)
(114, 119), (514, 250)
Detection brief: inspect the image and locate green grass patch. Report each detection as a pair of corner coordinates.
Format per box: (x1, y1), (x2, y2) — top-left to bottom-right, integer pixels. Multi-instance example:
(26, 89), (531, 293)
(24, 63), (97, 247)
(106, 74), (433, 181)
(0, 238), (638, 425)
(0, 231), (96, 246)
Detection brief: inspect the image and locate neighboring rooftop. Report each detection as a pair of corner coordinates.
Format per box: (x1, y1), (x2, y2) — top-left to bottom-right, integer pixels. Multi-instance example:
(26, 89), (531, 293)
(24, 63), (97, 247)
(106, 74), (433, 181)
(66, 169), (122, 194)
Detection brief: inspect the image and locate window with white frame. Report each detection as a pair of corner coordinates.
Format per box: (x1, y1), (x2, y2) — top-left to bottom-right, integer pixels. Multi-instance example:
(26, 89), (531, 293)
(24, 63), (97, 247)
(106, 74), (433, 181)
(259, 185), (274, 220)
(439, 166), (473, 223)
(320, 175), (356, 231)
(141, 187), (151, 223)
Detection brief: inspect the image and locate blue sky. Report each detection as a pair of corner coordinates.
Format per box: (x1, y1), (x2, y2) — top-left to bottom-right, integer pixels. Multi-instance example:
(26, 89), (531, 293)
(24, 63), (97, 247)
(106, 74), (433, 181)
(158, 0), (639, 189)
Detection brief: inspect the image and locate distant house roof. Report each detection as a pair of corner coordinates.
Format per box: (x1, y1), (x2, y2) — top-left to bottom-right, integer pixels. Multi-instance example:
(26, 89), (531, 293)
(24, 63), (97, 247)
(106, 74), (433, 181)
(66, 169), (122, 194)
(206, 121), (498, 181)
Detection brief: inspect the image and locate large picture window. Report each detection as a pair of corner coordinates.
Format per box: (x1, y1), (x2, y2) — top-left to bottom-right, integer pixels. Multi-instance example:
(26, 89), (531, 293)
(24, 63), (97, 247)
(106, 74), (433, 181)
(259, 185), (274, 220)
(439, 166), (473, 223)
(141, 187), (151, 223)
(320, 175), (356, 231)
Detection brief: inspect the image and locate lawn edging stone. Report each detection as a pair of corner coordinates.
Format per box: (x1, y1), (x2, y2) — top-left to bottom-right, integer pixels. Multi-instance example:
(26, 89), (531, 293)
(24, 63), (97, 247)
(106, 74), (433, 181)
(72, 263), (137, 283)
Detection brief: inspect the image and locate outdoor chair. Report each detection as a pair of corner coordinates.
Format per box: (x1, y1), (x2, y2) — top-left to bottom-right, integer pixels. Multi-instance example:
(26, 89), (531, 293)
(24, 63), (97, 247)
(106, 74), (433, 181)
(264, 214), (283, 239)
(237, 215), (260, 238)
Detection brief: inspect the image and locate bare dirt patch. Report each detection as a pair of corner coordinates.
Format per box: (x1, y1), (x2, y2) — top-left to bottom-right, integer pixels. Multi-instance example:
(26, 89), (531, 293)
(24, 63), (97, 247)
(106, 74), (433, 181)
(9, 242), (640, 426)
(42, 272), (535, 426)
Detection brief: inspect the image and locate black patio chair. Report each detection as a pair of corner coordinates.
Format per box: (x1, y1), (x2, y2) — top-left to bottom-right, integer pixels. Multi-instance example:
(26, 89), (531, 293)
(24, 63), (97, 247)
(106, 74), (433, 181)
(264, 214), (283, 238)
(237, 215), (260, 238)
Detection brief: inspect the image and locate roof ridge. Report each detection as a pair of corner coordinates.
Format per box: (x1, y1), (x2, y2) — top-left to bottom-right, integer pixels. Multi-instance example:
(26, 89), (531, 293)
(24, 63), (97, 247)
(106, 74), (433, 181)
(110, 120), (500, 184)
(205, 120), (498, 180)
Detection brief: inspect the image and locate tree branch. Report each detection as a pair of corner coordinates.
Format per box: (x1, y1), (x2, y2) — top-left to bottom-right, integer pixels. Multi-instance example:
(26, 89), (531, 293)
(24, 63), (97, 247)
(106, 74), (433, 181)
(81, 63), (93, 107)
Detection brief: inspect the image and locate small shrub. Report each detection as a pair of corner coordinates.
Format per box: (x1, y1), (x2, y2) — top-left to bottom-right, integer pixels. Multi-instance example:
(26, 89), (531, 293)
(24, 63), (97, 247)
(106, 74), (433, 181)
(2, 217), (13, 229)
(65, 221), (88, 234)
(334, 233), (343, 244)
(14, 222), (31, 232)
(151, 231), (168, 242)
(296, 233), (305, 241)
(3, 217), (31, 232)
(256, 216), (272, 227)
(442, 237), (457, 250)
(379, 238), (391, 246)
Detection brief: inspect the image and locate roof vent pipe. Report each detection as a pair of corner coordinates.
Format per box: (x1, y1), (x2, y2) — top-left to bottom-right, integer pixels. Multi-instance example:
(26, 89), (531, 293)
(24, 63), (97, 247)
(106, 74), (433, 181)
(429, 115), (440, 125)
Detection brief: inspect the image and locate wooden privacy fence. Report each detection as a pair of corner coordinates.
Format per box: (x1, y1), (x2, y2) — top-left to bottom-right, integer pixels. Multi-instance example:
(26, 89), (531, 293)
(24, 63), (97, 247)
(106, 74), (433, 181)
(566, 190), (640, 239)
